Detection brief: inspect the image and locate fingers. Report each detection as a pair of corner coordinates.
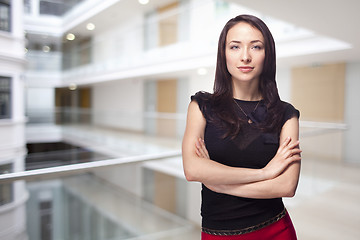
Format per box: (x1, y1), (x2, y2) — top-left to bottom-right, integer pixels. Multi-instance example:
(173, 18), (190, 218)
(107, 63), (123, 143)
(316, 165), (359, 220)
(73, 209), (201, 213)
(288, 140), (300, 149)
(195, 138), (210, 159)
(279, 137), (300, 152)
(280, 137), (300, 148)
(285, 147), (302, 159)
(200, 138), (210, 159)
(282, 136), (292, 146)
(277, 137), (302, 162)
(285, 146), (302, 164)
(277, 137), (291, 153)
(286, 153), (302, 163)
(195, 147), (202, 157)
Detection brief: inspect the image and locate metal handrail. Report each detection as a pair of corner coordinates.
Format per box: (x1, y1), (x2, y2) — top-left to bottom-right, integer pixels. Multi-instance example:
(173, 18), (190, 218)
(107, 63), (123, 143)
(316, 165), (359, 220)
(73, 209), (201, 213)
(0, 150), (182, 184)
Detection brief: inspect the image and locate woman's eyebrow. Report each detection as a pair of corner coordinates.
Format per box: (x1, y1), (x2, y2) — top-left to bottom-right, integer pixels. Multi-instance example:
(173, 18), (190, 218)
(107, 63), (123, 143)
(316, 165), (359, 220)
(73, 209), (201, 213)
(228, 40), (264, 44)
(250, 40), (264, 44)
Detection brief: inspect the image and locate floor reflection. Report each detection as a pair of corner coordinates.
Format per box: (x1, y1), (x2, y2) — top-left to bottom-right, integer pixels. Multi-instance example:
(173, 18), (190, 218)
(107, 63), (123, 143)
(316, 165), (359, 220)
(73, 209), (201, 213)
(26, 174), (197, 240)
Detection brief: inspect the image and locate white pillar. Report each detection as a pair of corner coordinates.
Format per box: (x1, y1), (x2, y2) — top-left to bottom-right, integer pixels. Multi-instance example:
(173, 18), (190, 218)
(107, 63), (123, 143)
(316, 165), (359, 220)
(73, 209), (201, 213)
(344, 61), (360, 164)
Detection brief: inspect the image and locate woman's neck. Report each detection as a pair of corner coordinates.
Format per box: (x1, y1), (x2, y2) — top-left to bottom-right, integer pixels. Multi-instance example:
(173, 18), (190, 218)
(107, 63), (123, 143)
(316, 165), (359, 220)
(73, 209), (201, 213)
(232, 80), (262, 101)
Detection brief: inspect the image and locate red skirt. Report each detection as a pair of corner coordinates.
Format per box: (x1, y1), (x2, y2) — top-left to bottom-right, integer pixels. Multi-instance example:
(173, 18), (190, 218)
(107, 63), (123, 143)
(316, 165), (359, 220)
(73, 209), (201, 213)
(201, 211), (297, 240)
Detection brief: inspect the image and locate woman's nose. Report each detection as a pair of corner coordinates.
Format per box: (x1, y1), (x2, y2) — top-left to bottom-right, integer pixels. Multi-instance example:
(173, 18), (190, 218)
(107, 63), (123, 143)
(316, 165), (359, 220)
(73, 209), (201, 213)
(240, 49), (251, 63)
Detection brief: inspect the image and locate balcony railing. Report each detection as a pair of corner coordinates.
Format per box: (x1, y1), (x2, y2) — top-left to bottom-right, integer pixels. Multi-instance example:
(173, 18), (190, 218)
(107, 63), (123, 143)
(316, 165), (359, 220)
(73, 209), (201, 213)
(26, 107), (187, 142)
(0, 150), (199, 240)
(0, 150), (181, 184)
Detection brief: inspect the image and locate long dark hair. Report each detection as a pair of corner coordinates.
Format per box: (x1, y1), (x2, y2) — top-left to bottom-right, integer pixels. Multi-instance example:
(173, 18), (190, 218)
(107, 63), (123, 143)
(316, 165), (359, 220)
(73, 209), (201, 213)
(210, 14), (284, 137)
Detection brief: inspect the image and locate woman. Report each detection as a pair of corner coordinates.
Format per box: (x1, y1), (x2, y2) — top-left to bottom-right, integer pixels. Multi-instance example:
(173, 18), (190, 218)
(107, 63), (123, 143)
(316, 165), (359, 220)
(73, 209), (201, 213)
(182, 15), (301, 239)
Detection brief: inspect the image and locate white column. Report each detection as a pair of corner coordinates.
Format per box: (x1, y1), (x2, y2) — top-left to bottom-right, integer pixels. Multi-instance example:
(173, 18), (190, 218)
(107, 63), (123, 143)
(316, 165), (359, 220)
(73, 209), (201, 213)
(11, 0), (24, 38)
(32, 0), (40, 17)
(344, 61), (360, 164)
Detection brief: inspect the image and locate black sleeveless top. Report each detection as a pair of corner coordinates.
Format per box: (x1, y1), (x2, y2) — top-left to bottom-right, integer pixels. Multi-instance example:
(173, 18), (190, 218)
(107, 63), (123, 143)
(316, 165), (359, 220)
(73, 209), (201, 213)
(191, 91), (300, 230)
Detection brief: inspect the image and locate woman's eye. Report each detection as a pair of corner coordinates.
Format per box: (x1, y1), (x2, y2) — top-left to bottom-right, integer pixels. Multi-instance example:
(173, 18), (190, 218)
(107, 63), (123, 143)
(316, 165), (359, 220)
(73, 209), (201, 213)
(230, 45), (239, 50)
(252, 45), (262, 50)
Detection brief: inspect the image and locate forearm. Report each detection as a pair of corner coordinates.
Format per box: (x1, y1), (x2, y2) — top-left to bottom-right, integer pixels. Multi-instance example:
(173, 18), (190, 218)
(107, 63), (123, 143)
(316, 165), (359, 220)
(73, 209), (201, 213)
(183, 153), (268, 185)
(182, 100), (269, 185)
(206, 161), (301, 199)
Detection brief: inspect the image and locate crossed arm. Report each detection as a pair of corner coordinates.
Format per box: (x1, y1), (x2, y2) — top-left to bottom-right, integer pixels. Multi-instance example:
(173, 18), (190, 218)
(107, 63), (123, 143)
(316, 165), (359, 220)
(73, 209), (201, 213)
(182, 101), (301, 199)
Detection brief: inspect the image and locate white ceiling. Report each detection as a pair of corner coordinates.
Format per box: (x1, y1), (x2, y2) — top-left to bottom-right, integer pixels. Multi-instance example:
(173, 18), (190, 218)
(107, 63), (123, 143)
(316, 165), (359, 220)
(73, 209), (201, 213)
(63, 0), (175, 37)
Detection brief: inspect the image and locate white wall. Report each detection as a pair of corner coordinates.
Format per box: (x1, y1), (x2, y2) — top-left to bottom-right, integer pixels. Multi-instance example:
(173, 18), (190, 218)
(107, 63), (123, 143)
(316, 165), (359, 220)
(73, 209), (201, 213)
(188, 0), (257, 46)
(188, 71), (214, 97)
(92, 14), (144, 67)
(189, 0), (218, 44)
(344, 61), (360, 164)
(186, 181), (202, 225)
(176, 78), (189, 137)
(26, 88), (54, 110)
(277, 67), (292, 102)
(92, 79), (144, 131)
(26, 87), (55, 124)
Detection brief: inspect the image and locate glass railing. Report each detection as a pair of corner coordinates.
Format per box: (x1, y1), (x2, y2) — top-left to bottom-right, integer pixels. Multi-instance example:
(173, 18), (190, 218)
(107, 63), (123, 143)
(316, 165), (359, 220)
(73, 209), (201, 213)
(1, 150), (199, 240)
(0, 163), (13, 206)
(26, 107), (186, 142)
(26, 108), (185, 123)
(15, 104), (190, 239)
(25, 51), (63, 72)
(26, 173), (195, 240)
(26, 107), (92, 125)
(25, 148), (112, 170)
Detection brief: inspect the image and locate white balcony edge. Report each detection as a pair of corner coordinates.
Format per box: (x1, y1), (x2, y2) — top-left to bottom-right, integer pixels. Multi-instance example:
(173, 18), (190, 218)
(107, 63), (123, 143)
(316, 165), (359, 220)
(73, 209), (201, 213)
(0, 150), (182, 184)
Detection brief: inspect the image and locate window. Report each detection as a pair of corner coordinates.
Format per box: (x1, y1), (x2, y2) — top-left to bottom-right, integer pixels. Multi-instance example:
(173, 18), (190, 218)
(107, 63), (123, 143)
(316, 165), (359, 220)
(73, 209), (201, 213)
(39, 0), (65, 16)
(0, 76), (11, 119)
(0, 163), (13, 206)
(0, 0), (11, 32)
(24, 0), (31, 14)
(144, 1), (180, 50)
(39, 0), (85, 17)
(40, 200), (53, 240)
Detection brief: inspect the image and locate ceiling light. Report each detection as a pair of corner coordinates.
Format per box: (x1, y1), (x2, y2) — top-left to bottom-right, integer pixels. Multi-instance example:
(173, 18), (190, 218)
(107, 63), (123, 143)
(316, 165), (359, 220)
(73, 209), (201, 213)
(86, 23), (95, 31)
(138, 0), (149, 5)
(66, 33), (75, 41)
(69, 83), (77, 91)
(42, 45), (51, 52)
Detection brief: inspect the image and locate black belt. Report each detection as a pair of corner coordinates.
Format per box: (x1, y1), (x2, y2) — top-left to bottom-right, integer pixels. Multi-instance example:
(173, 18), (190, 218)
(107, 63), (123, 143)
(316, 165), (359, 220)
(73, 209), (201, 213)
(202, 208), (287, 236)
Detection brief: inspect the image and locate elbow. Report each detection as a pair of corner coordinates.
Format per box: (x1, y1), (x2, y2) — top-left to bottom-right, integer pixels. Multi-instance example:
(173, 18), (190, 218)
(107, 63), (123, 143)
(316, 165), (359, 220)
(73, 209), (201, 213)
(184, 168), (198, 182)
(182, 155), (202, 182)
(183, 164), (197, 182)
(184, 173), (195, 182)
(283, 182), (298, 198)
(284, 189), (296, 198)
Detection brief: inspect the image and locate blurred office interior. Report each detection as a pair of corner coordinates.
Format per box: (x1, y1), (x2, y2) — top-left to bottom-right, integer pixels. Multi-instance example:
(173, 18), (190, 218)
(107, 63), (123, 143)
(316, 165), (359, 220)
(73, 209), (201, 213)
(0, 0), (359, 239)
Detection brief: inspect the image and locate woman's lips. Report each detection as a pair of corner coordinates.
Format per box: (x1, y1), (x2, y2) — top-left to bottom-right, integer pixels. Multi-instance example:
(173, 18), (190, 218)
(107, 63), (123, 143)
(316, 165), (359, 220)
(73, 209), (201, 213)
(238, 66), (254, 73)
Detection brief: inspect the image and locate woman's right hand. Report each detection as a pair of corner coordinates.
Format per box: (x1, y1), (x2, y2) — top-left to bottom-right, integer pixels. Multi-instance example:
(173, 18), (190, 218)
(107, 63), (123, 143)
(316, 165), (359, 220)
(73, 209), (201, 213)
(263, 137), (302, 179)
(195, 138), (210, 159)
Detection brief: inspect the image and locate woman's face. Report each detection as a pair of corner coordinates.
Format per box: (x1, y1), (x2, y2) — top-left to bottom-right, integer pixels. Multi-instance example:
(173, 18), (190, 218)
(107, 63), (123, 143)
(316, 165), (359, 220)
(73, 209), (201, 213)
(225, 22), (265, 85)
